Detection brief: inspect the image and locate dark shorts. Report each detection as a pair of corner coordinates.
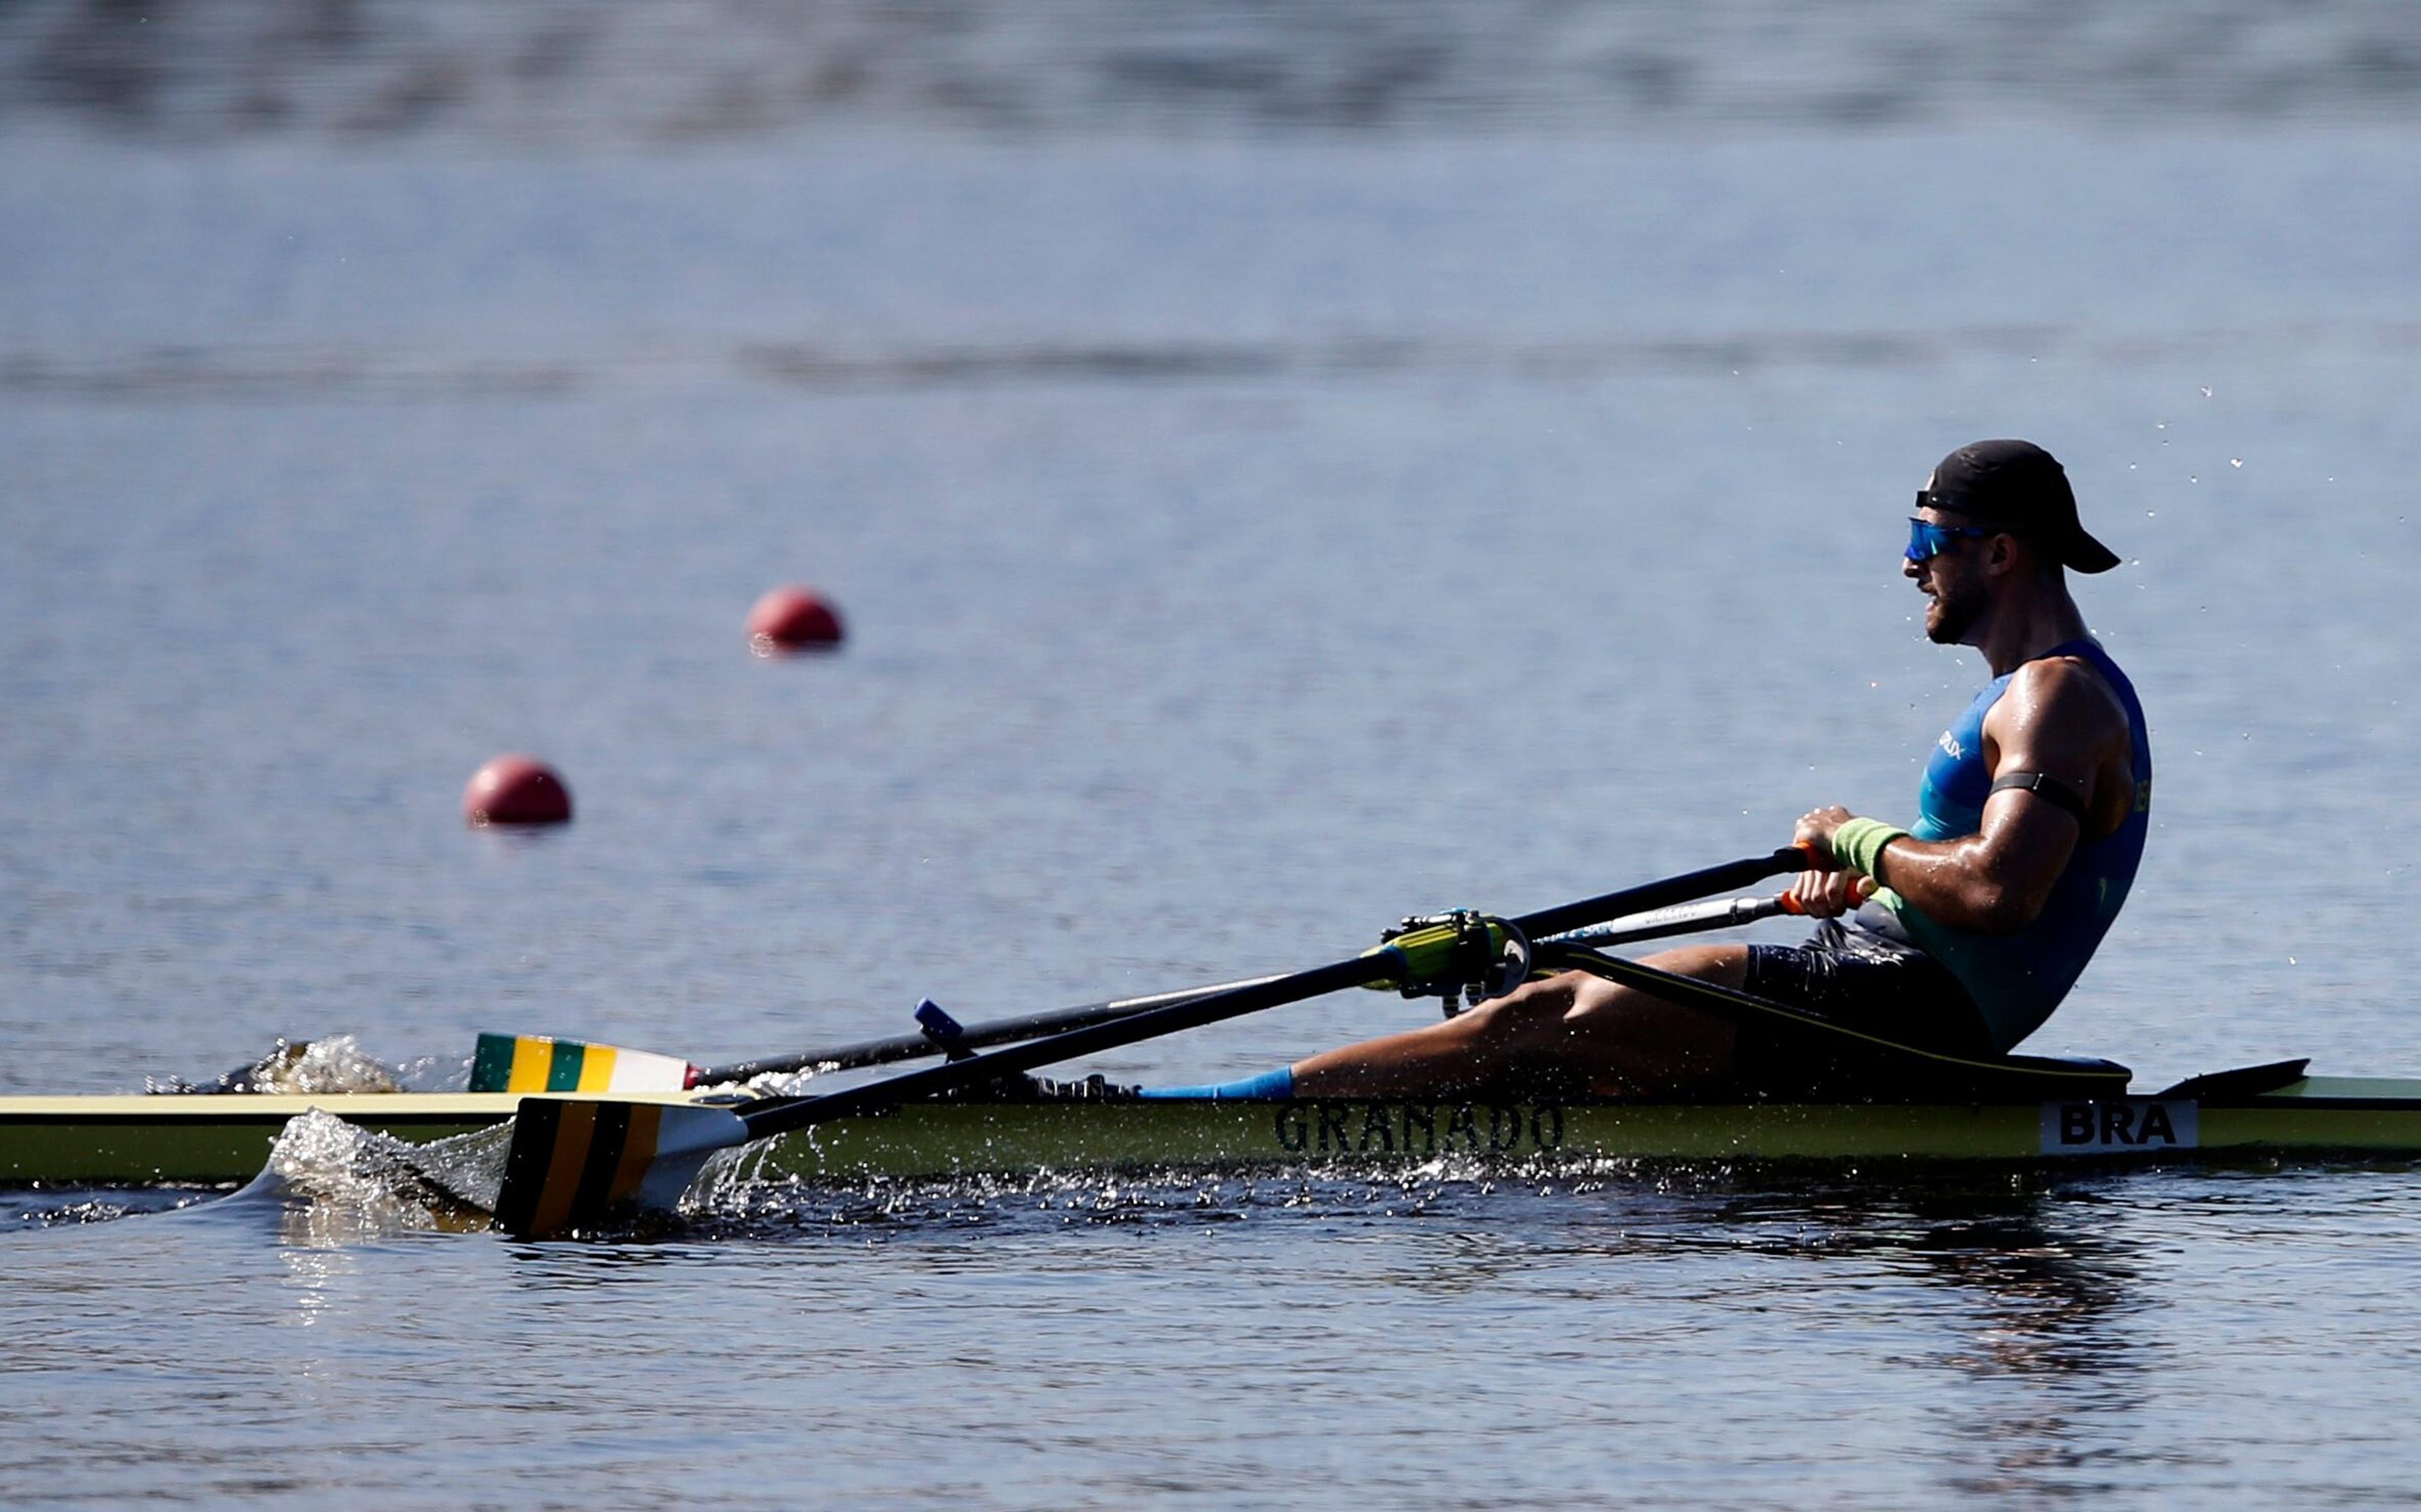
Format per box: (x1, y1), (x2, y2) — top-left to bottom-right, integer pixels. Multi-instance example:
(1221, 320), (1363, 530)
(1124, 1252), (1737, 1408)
(1741, 915), (1997, 1061)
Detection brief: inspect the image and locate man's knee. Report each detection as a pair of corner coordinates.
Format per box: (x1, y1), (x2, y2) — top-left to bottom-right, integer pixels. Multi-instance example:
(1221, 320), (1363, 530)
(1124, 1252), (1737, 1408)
(1460, 971), (1589, 1047)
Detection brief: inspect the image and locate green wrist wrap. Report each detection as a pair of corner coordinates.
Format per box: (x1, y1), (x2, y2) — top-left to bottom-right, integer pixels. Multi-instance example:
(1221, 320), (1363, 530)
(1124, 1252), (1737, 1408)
(1831, 817), (1908, 880)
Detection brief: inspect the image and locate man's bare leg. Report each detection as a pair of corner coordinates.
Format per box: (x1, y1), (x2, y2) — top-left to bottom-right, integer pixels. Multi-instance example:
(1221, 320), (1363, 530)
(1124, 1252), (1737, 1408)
(1289, 944), (1751, 1100)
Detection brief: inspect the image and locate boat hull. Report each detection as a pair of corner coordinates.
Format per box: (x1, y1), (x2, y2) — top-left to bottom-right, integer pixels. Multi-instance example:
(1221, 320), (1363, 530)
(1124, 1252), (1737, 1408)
(6, 1078), (2421, 1186)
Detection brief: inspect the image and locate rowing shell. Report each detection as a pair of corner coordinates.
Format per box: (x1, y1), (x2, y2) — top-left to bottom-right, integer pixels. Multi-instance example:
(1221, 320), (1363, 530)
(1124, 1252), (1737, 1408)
(6, 1068), (2421, 1186)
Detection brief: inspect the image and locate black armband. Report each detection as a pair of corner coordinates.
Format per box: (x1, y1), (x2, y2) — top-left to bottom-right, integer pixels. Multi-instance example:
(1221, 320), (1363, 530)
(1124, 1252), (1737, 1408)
(1988, 770), (2089, 822)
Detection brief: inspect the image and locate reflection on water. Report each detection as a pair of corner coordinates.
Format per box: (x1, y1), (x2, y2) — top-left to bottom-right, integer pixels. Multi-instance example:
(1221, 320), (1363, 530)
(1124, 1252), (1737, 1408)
(1593, 1169), (2160, 1500)
(1908, 1209), (2135, 1379)
(1666, 1174), (2156, 1494)
(1613, 1174), (2151, 1377)
(6, 0), (2420, 141)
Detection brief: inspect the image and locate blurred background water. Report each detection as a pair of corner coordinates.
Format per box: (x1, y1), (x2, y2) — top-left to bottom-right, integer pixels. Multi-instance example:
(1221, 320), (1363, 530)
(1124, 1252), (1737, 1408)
(4, 3), (2421, 1506)
(7, 0), (2421, 139)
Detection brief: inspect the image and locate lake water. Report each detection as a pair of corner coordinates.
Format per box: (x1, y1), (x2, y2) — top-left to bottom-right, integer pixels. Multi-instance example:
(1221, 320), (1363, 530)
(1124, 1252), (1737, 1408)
(4, 4), (2421, 1506)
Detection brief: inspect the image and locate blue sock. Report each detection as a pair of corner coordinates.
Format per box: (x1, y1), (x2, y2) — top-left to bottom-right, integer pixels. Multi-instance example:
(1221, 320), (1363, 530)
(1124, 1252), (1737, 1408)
(1139, 1067), (1296, 1101)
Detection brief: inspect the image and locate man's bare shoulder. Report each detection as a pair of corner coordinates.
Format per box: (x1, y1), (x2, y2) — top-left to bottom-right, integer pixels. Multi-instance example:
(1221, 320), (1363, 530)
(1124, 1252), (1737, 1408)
(1992, 652), (2129, 747)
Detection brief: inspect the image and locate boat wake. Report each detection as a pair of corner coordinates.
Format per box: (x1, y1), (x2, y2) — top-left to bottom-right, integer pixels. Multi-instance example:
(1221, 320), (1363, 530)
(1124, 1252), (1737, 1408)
(1, 1187), (209, 1230)
(187, 1116), (2112, 1245)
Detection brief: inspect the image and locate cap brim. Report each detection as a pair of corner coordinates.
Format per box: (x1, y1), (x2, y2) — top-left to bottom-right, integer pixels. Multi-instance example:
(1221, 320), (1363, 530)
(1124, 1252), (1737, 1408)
(2066, 530), (2121, 574)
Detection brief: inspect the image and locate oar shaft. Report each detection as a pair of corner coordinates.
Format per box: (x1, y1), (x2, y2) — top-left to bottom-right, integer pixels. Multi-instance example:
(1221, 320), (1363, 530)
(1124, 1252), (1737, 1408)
(735, 955), (1379, 1141)
(697, 976), (1285, 1083)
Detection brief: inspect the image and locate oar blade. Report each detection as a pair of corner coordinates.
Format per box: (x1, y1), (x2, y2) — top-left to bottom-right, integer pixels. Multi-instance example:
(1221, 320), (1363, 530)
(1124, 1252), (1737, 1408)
(494, 1099), (748, 1238)
(470, 1033), (695, 1094)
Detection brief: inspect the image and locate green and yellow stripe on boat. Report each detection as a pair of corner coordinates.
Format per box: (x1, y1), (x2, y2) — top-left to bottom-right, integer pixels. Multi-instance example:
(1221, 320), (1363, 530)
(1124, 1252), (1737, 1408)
(470, 1034), (694, 1094)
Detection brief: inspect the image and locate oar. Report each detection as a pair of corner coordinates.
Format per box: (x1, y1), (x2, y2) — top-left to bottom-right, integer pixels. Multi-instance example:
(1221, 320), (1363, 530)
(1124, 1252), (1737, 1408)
(639, 892), (1797, 1099)
(468, 976), (1288, 1094)
(493, 847), (1811, 1238)
(1545, 893), (1794, 949)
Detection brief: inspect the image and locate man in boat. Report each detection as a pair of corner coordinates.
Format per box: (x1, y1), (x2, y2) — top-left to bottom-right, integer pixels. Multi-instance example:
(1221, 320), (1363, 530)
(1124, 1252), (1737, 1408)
(1155, 439), (2152, 1101)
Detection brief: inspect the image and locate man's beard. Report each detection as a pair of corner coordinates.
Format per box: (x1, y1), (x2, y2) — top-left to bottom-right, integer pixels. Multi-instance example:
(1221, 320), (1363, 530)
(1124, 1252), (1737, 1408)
(1927, 575), (1988, 644)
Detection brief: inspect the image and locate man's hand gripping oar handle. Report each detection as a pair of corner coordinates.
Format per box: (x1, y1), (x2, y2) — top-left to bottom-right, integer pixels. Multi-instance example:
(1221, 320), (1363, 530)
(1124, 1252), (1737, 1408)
(492, 846), (1814, 1238)
(1544, 845), (1856, 947)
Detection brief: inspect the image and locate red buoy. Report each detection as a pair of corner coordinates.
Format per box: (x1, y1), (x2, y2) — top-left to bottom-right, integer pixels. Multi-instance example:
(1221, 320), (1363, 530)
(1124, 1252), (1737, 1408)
(463, 755), (572, 827)
(746, 586), (845, 655)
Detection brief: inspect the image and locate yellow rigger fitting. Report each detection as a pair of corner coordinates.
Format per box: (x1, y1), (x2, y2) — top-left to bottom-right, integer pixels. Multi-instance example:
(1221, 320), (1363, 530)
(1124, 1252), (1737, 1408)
(1359, 915), (1506, 991)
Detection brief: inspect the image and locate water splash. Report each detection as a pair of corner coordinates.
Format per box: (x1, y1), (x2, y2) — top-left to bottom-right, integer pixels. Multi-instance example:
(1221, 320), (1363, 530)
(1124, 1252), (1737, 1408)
(144, 1034), (448, 1095)
(712, 1063), (837, 1100)
(653, 1145), (1687, 1238)
(227, 1108), (513, 1242)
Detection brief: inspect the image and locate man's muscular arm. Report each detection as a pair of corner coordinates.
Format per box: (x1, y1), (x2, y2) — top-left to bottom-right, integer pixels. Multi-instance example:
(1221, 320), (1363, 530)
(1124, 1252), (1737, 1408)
(1796, 658), (2128, 934)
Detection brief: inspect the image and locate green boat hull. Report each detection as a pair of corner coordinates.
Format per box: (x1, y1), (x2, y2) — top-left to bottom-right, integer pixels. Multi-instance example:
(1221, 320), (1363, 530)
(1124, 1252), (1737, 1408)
(6, 1077), (2421, 1186)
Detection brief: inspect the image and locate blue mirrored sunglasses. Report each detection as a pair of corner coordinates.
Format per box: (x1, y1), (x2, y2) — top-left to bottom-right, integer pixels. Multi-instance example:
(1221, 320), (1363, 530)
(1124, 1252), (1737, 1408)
(1905, 516), (1995, 563)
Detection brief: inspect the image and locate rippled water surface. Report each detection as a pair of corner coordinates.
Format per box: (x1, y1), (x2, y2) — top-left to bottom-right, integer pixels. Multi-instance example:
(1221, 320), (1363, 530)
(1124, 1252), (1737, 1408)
(6, 4), (2421, 1506)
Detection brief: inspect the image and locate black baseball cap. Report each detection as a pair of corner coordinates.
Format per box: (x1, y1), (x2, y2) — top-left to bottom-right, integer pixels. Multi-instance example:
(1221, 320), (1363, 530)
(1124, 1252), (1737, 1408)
(1917, 439), (2120, 574)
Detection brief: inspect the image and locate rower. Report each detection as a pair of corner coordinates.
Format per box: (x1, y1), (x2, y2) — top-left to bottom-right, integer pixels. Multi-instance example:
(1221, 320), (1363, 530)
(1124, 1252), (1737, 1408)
(1152, 439), (2152, 1102)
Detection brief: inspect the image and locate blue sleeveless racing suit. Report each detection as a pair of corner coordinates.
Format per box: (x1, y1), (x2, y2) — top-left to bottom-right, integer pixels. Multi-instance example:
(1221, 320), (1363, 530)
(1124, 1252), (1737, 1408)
(1867, 637), (2152, 1051)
